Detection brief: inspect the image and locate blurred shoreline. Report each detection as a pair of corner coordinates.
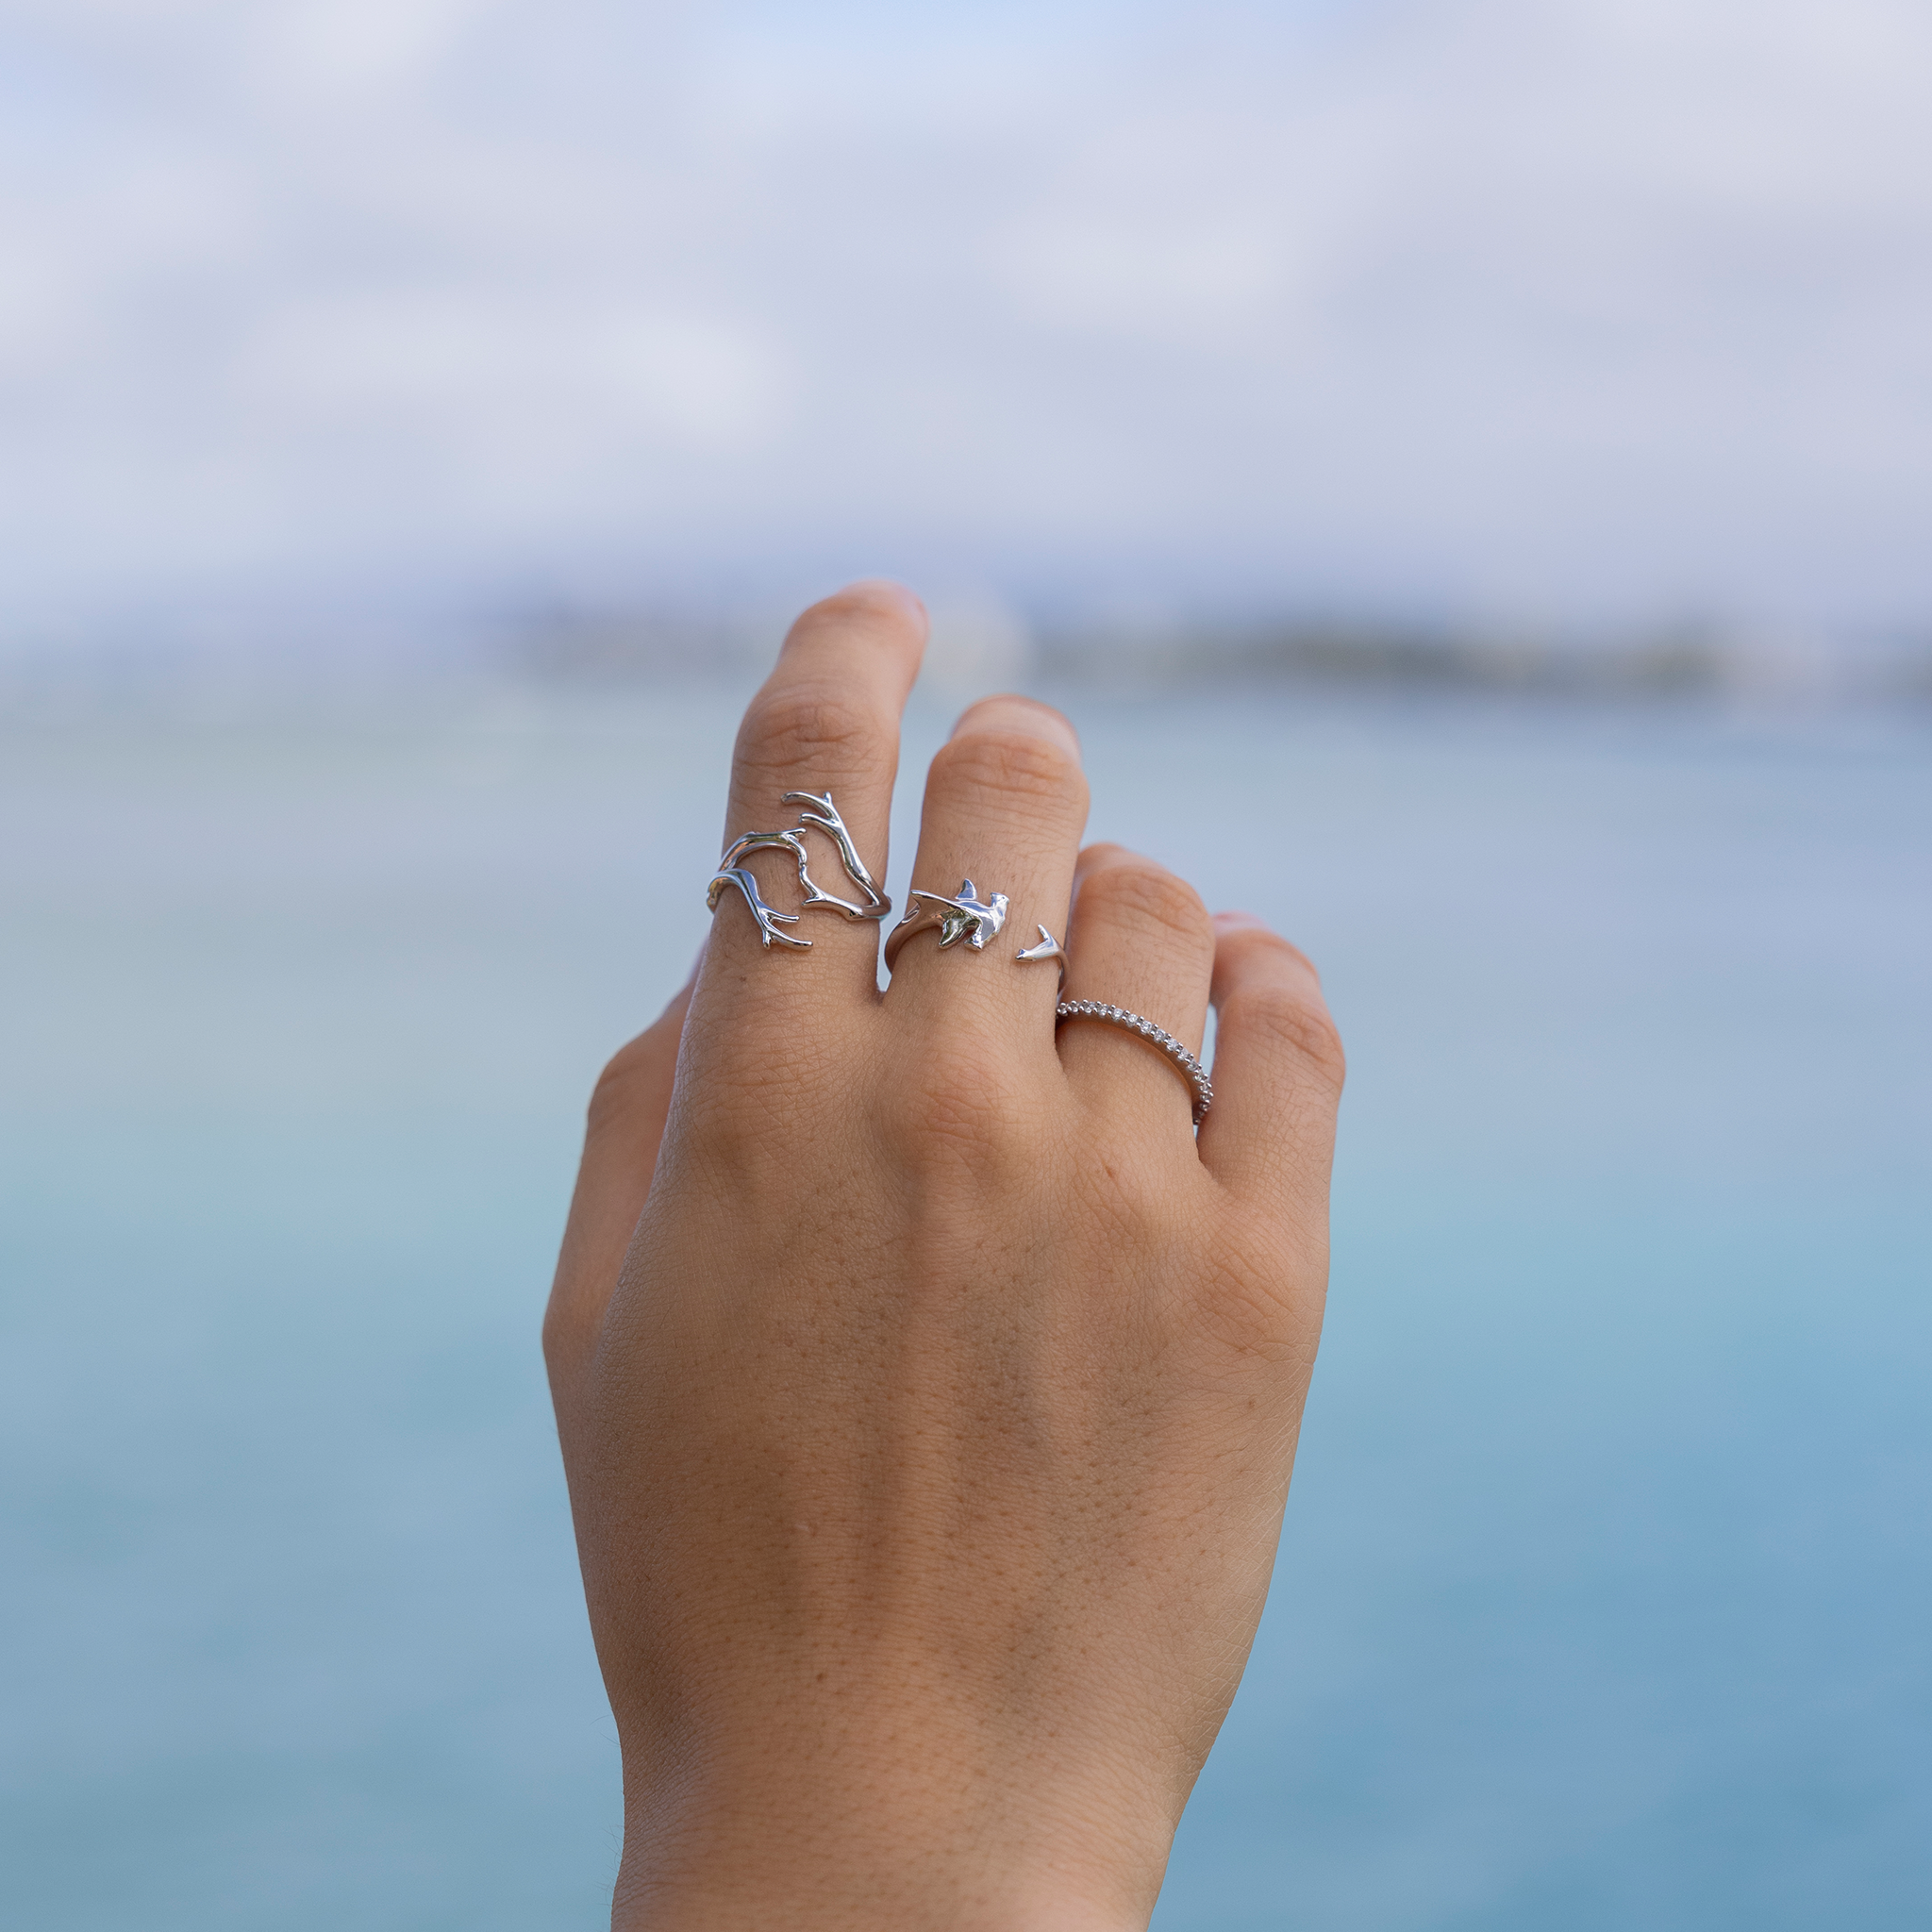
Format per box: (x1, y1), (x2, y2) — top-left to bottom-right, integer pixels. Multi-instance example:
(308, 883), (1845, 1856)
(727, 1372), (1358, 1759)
(8, 603), (1929, 718)
(508, 603), (1932, 708)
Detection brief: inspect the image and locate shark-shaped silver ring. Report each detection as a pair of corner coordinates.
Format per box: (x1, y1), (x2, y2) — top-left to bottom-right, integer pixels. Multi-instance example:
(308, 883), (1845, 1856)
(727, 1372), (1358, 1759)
(883, 879), (1012, 971)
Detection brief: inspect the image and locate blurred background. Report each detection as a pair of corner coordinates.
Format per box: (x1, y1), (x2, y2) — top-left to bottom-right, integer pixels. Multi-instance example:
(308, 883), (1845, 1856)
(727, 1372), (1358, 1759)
(3, 3), (1928, 1928)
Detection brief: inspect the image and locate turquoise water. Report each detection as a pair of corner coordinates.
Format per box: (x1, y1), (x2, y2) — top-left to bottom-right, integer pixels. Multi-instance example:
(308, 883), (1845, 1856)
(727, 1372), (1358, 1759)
(4, 680), (1928, 1928)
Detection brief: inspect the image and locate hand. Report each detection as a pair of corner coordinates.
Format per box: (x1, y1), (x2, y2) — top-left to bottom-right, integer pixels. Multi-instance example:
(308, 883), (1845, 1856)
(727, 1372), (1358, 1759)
(544, 582), (1344, 1930)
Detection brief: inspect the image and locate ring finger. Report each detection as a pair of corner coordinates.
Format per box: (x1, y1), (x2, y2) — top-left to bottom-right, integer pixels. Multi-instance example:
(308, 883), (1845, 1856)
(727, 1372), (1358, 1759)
(1057, 843), (1217, 1139)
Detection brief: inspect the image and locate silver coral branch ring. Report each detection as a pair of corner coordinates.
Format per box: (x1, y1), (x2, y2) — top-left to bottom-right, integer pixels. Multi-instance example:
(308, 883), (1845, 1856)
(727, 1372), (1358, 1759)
(708, 790), (891, 950)
(1056, 1000), (1213, 1125)
(882, 879), (1010, 973)
(708, 864), (809, 948)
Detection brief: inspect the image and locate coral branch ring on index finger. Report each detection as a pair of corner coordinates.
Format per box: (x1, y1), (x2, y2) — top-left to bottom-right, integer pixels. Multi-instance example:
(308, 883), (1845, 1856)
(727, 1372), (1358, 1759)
(707, 789), (891, 951)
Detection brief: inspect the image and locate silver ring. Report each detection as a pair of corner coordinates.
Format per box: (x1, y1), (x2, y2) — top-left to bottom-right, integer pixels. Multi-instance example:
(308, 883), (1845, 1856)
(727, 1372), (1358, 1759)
(707, 791), (890, 950)
(883, 879), (1009, 972)
(1015, 925), (1064, 975)
(1056, 1000), (1213, 1125)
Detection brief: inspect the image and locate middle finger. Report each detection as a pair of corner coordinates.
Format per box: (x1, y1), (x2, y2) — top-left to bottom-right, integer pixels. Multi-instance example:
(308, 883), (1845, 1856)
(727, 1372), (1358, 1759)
(883, 696), (1089, 1038)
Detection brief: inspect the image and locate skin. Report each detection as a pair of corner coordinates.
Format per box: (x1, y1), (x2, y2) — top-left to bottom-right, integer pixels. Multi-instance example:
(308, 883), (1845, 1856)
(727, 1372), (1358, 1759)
(544, 581), (1345, 1930)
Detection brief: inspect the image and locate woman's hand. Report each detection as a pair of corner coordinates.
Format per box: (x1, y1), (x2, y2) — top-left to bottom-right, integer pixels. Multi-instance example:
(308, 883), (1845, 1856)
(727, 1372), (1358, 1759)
(544, 582), (1344, 1930)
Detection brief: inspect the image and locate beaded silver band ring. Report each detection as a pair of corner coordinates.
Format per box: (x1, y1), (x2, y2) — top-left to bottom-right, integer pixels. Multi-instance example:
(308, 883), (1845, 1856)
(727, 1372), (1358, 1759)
(1056, 999), (1213, 1126)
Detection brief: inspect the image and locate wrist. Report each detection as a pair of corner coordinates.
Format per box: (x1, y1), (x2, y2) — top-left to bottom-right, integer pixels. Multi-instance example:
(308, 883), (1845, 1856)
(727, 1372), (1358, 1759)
(614, 1867), (1138, 1932)
(610, 1729), (1163, 1932)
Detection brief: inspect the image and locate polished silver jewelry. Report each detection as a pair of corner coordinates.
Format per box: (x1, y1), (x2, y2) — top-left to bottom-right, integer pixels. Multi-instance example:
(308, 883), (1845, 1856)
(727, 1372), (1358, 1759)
(883, 879), (1009, 971)
(708, 862), (808, 948)
(781, 791), (890, 918)
(1015, 924), (1063, 968)
(707, 791), (891, 949)
(1056, 999), (1213, 1125)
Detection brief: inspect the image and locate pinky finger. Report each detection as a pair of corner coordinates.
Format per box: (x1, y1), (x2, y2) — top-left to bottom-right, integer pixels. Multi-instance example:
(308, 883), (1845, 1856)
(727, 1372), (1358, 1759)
(543, 952), (701, 1396)
(1196, 913), (1345, 1213)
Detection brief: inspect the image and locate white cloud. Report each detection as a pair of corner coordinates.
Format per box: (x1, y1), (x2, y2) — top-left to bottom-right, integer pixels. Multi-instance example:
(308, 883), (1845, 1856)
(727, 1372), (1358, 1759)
(249, 0), (499, 101)
(1, 0), (1928, 635)
(237, 292), (782, 447)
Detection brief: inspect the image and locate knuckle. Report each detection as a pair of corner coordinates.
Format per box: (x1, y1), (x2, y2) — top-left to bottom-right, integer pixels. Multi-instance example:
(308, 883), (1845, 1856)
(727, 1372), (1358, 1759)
(1079, 862), (1213, 952)
(1220, 923), (1324, 984)
(737, 683), (889, 784)
(541, 1291), (585, 1375)
(583, 1003), (685, 1138)
(877, 1043), (1041, 1179)
(685, 1028), (838, 1139)
(927, 728), (1085, 816)
(674, 1073), (805, 1182)
(1235, 926), (1324, 984)
(1198, 1226), (1325, 1367)
(1228, 983), (1346, 1090)
(585, 1038), (653, 1137)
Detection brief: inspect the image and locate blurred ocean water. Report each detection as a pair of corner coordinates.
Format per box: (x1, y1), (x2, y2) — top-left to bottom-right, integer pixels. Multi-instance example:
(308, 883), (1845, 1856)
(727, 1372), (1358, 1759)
(2, 677), (1928, 1929)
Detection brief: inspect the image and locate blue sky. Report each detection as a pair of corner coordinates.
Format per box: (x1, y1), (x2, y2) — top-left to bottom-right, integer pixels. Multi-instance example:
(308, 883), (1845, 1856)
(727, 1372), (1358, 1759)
(3, 0), (1929, 642)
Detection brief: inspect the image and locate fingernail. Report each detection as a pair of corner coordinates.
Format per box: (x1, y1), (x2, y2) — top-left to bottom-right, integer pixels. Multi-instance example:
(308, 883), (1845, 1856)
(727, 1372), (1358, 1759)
(838, 577), (926, 621)
(949, 693), (1080, 757)
(1213, 910), (1271, 931)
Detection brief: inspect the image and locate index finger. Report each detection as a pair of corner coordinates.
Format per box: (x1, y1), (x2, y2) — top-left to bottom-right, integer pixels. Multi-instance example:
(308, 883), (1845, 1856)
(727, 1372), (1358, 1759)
(700, 581), (927, 1008)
